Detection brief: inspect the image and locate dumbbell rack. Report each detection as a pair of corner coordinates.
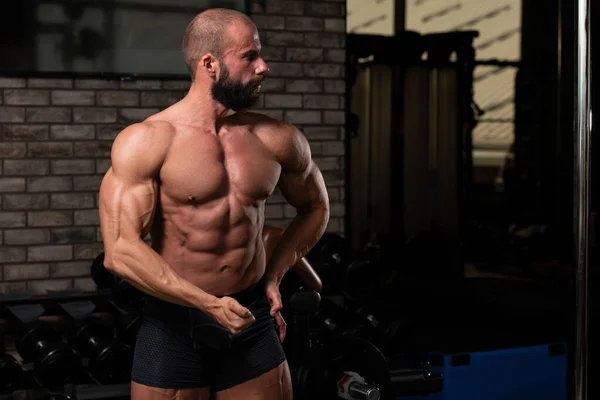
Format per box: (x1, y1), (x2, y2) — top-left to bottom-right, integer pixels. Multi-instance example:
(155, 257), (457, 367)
(0, 288), (141, 399)
(0, 382), (131, 400)
(285, 291), (444, 400)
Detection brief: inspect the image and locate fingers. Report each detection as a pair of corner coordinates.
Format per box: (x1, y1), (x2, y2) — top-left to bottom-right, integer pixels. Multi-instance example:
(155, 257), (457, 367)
(265, 281), (283, 317)
(227, 297), (254, 319)
(231, 309), (256, 329)
(267, 291), (283, 316)
(226, 314), (255, 334)
(274, 312), (286, 342)
(218, 297), (256, 335)
(270, 298), (282, 317)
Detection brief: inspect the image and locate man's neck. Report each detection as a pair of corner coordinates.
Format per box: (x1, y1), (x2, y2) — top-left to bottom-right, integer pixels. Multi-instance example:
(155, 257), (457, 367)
(177, 82), (235, 130)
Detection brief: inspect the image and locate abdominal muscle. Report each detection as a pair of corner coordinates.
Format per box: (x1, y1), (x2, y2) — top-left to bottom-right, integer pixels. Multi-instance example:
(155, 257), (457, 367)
(150, 194), (268, 297)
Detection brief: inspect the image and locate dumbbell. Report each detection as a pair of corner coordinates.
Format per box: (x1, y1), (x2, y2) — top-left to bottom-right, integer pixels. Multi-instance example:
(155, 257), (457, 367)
(307, 233), (353, 267)
(0, 340), (22, 394)
(90, 252), (116, 290)
(312, 297), (370, 340)
(312, 305), (346, 337)
(337, 371), (381, 400)
(291, 336), (386, 400)
(120, 312), (142, 349)
(348, 303), (411, 355)
(306, 233), (354, 293)
(389, 362), (444, 396)
(15, 320), (82, 390)
(317, 291), (410, 356)
(287, 291), (321, 364)
(70, 316), (133, 384)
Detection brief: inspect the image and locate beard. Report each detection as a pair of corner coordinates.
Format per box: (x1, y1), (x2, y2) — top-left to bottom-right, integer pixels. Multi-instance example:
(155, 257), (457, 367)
(211, 65), (262, 112)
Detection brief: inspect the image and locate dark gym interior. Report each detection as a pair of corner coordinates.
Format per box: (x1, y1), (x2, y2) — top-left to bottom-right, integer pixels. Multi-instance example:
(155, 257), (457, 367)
(0, 0), (595, 399)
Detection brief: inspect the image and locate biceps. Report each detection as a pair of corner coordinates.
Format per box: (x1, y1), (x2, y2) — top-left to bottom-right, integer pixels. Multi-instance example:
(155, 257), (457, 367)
(99, 169), (158, 248)
(278, 161), (329, 209)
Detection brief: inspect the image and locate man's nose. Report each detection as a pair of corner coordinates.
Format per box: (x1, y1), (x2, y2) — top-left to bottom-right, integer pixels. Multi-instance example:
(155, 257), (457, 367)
(256, 59), (269, 75)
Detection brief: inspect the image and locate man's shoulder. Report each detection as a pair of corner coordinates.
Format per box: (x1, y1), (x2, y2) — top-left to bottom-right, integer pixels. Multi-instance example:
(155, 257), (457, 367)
(112, 120), (175, 168)
(238, 112), (309, 164)
(115, 120), (176, 145)
(235, 111), (285, 127)
(238, 111), (298, 137)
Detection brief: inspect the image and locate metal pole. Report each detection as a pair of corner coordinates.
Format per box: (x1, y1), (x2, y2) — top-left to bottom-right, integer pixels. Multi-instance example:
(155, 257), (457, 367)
(575, 0), (591, 398)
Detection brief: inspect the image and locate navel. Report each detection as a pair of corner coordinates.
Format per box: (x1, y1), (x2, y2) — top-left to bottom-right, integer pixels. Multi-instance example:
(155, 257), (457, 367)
(187, 195), (196, 202)
(219, 265), (229, 272)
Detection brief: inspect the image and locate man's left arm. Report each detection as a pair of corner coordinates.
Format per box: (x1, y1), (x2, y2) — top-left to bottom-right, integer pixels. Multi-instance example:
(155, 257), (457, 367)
(265, 123), (330, 286)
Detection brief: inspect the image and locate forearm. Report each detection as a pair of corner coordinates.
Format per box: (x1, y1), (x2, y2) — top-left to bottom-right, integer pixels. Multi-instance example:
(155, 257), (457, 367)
(266, 205), (329, 284)
(105, 238), (217, 311)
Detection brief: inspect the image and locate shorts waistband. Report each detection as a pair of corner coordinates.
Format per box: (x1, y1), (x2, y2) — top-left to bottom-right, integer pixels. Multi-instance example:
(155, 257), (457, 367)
(218, 276), (265, 306)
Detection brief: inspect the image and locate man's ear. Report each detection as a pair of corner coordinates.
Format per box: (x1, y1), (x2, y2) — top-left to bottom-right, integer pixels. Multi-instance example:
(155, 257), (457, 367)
(198, 54), (219, 79)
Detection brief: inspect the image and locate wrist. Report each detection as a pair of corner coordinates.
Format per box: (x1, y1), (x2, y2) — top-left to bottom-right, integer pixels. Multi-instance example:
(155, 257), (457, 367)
(265, 273), (281, 287)
(192, 292), (220, 314)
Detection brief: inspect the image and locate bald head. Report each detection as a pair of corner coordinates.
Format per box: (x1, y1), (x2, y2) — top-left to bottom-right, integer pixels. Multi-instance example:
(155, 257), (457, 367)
(182, 8), (255, 80)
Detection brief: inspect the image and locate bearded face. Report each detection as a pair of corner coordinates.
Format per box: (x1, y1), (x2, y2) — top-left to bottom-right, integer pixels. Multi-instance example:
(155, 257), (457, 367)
(211, 64), (263, 111)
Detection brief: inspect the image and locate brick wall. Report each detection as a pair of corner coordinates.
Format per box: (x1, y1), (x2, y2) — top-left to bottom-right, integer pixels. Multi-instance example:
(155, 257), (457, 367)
(0, 0), (346, 294)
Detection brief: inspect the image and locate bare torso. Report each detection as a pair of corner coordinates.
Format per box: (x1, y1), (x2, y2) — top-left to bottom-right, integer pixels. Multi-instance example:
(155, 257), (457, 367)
(147, 110), (282, 296)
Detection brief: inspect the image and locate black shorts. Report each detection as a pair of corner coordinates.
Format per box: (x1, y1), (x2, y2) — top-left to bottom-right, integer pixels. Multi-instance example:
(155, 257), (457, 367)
(131, 278), (287, 391)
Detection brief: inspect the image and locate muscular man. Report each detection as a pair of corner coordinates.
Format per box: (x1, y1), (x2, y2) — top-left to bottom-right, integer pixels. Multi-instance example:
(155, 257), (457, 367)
(98, 8), (329, 400)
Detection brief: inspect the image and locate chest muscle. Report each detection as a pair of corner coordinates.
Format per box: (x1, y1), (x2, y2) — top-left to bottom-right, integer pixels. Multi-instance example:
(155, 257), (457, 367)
(160, 129), (281, 206)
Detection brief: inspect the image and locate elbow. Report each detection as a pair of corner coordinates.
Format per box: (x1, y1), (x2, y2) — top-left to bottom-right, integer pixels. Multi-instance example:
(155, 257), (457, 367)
(103, 250), (119, 274)
(318, 201), (330, 216)
(316, 200), (330, 221)
(103, 257), (114, 272)
(315, 203), (330, 235)
(103, 243), (128, 277)
(103, 250), (132, 285)
(101, 250), (127, 287)
(322, 203), (330, 223)
(298, 201), (330, 220)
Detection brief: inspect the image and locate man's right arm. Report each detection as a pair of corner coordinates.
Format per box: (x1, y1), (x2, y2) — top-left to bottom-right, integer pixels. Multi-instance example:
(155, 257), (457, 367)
(99, 122), (216, 309)
(98, 122), (257, 337)
(263, 226), (322, 293)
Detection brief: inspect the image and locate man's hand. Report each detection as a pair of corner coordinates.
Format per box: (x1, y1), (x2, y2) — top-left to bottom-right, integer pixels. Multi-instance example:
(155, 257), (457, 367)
(265, 280), (286, 342)
(206, 296), (256, 334)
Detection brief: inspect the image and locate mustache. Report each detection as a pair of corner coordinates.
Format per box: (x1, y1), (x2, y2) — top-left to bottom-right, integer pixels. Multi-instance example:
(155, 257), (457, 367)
(251, 77), (264, 86)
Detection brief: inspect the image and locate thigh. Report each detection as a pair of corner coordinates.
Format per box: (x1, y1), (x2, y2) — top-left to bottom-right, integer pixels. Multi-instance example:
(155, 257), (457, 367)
(131, 382), (211, 400)
(213, 361), (292, 400)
